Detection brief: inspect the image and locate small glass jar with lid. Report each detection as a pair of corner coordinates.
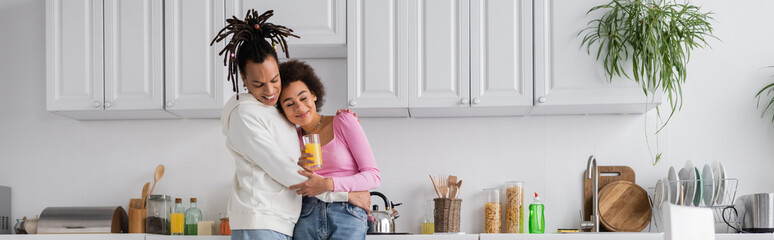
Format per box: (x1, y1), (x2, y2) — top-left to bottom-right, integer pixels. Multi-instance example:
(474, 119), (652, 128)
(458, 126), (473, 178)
(483, 188), (501, 233)
(146, 194), (172, 235)
(502, 181), (524, 233)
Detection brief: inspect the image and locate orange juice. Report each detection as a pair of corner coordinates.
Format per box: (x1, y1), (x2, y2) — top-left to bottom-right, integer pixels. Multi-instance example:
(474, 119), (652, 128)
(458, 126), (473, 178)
(170, 213), (185, 235)
(304, 143), (322, 170)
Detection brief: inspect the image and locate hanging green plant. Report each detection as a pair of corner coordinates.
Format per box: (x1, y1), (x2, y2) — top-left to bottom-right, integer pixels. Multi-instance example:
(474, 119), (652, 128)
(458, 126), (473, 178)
(756, 67), (774, 121)
(579, 0), (716, 164)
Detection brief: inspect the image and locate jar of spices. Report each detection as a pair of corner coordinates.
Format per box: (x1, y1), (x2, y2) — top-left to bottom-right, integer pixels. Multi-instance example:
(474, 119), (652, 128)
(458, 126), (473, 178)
(146, 194), (172, 235)
(219, 214), (230, 236)
(483, 188), (501, 233)
(502, 181), (524, 233)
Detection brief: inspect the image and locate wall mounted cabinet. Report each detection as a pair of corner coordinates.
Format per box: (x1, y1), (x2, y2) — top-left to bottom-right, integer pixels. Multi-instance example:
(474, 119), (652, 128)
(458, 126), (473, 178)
(347, 0), (533, 117)
(531, 0), (661, 115)
(232, 0), (347, 59)
(47, 0), (175, 120)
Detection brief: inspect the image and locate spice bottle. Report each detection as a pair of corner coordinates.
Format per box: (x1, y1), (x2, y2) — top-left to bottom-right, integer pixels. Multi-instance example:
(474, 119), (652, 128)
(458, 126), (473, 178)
(146, 194), (171, 235)
(502, 181), (524, 233)
(483, 188), (501, 233)
(219, 213), (231, 236)
(185, 198), (203, 235)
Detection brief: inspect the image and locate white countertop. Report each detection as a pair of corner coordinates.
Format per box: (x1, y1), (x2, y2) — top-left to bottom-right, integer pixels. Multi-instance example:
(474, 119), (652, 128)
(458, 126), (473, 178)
(0, 233), (771, 240)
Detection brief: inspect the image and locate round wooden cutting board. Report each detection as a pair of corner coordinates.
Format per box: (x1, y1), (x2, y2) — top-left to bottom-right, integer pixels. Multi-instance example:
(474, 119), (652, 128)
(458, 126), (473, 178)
(598, 180), (652, 232)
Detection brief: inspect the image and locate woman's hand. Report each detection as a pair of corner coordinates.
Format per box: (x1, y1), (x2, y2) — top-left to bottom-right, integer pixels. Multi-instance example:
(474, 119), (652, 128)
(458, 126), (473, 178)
(289, 170), (334, 197)
(348, 191), (371, 214)
(297, 152), (314, 172)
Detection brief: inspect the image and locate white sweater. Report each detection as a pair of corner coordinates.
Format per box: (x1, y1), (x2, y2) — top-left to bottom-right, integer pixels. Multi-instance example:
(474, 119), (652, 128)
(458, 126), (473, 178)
(221, 93), (347, 236)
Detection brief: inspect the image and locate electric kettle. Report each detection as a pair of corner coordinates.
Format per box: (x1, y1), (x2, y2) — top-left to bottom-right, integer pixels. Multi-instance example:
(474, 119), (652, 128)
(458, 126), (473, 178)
(367, 192), (402, 234)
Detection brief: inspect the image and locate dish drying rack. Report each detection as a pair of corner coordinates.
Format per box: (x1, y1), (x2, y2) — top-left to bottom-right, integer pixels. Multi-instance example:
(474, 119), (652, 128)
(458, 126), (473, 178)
(648, 178), (739, 232)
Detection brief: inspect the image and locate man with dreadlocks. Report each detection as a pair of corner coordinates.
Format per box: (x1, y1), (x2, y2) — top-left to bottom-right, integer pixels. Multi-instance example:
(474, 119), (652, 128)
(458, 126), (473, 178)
(212, 10), (369, 240)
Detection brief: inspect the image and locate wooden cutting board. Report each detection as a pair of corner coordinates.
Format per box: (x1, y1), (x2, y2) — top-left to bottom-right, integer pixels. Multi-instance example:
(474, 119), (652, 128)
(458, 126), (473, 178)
(583, 165), (635, 229)
(598, 180), (651, 232)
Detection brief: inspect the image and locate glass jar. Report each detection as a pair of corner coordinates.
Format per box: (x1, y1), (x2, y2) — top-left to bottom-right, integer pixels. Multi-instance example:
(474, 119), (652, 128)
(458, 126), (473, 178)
(13, 218), (26, 234)
(146, 194), (172, 235)
(483, 188), (501, 233)
(421, 200), (434, 234)
(502, 181), (524, 233)
(219, 213), (231, 236)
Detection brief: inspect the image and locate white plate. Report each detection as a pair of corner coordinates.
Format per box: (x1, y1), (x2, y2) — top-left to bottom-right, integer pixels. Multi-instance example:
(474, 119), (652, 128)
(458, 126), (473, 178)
(668, 167), (679, 204)
(654, 179), (664, 208)
(715, 161), (727, 205)
(702, 164), (715, 206)
(678, 160), (696, 206)
(693, 167), (703, 206)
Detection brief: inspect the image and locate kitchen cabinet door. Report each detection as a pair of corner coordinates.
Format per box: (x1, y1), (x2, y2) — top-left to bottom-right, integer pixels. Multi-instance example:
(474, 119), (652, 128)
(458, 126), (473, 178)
(46, 0), (104, 112)
(469, 0), (533, 116)
(231, 0), (347, 58)
(347, 0), (410, 117)
(164, 0), (230, 118)
(532, 0), (661, 115)
(103, 0), (166, 112)
(407, 0), (470, 117)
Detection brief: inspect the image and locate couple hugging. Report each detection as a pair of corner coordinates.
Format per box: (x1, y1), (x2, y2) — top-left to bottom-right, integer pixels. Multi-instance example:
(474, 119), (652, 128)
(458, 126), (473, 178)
(214, 9), (381, 240)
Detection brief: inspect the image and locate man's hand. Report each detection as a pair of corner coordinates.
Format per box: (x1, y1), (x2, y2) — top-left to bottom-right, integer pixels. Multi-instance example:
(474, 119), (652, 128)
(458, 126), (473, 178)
(289, 170), (334, 197)
(336, 108), (359, 119)
(348, 191), (371, 214)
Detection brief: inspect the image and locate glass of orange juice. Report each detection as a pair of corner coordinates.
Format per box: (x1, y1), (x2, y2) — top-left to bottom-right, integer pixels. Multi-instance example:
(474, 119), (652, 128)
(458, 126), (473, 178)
(302, 134), (322, 170)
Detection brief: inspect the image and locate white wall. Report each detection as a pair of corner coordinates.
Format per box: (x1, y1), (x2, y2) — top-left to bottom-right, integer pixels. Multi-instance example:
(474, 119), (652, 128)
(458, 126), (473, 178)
(2, 0), (774, 234)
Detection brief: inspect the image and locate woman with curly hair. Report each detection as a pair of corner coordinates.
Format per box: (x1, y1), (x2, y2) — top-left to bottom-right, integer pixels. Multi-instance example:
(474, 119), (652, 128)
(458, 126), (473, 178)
(278, 60), (382, 240)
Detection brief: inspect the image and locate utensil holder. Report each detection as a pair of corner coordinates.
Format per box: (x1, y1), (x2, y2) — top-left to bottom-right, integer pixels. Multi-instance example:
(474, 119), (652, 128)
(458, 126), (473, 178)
(434, 198), (462, 233)
(128, 199), (146, 233)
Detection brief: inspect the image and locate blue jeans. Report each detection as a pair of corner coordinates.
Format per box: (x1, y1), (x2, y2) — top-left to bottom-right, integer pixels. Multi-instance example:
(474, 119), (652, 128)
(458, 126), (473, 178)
(232, 229), (292, 240)
(293, 197), (368, 240)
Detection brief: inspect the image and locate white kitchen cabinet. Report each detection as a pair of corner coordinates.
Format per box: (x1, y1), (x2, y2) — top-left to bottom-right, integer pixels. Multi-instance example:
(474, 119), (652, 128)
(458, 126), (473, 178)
(405, 0), (470, 117)
(46, 0), (104, 113)
(346, 0), (410, 117)
(231, 0), (347, 58)
(349, 0), (532, 117)
(532, 0), (661, 115)
(46, 0), (176, 120)
(164, 0), (231, 118)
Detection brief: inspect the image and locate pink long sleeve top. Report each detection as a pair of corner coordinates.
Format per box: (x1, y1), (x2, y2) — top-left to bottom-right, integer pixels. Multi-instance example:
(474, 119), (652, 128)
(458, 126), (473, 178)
(297, 112), (381, 192)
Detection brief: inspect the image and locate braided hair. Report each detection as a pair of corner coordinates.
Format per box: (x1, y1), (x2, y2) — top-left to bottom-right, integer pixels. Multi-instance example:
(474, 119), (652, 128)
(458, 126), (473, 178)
(210, 9), (299, 98)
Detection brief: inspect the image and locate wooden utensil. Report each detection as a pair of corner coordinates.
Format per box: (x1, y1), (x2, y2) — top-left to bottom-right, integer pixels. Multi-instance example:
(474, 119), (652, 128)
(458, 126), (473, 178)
(583, 166), (635, 225)
(448, 176), (458, 199)
(597, 180), (651, 232)
(429, 175), (441, 198)
(140, 182), (150, 209)
(439, 175), (448, 198)
(454, 180), (462, 199)
(148, 165), (165, 196)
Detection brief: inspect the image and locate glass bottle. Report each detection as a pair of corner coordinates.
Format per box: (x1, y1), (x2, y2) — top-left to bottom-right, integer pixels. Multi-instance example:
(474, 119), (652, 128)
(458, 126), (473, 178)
(502, 181), (524, 233)
(13, 217), (26, 234)
(170, 198), (185, 235)
(185, 198), (202, 235)
(421, 200), (434, 234)
(484, 188), (501, 233)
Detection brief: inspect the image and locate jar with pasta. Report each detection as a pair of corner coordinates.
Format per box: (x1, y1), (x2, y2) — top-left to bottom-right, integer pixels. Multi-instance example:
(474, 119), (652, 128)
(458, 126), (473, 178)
(483, 188), (501, 233)
(502, 181), (524, 233)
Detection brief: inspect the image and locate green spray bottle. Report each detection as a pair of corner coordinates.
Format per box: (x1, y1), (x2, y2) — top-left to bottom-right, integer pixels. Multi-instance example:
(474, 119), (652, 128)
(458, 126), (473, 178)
(529, 192), (545, 233)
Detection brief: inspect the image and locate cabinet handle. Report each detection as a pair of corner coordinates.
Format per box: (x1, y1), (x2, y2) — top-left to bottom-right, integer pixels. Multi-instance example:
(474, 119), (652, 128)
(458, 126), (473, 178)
(348, 100), (357, 106)
(92, 100), (102, 108)
(460, 98), (469, 104)
(472, 98), (481, 105)
(104, 101), (112, 108)
(538, 96), (547, 103)
(166, 101), (174, 108)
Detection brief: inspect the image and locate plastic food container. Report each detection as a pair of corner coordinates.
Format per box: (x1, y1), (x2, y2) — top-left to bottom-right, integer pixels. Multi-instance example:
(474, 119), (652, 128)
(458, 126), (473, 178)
(502, 181), (524, 233)
(483, 188), (501, 233)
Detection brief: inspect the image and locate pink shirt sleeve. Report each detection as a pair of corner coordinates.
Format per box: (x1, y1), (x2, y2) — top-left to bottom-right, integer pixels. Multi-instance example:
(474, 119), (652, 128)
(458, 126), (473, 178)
(331, 112), (382, 192)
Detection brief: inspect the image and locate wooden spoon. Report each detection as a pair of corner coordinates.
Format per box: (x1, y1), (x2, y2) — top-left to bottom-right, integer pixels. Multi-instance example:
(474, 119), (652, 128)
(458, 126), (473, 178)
(140, 182), (150, 209)
(455, 180), (463, 199)
(448, 176), (458, 199)
(148, 165), (165, 196)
